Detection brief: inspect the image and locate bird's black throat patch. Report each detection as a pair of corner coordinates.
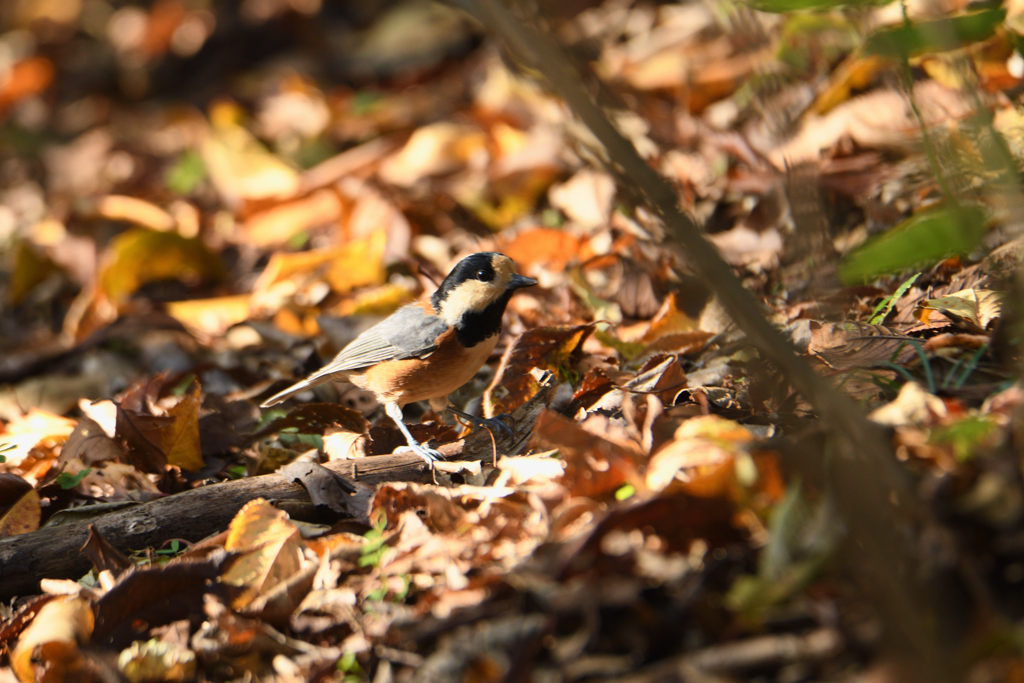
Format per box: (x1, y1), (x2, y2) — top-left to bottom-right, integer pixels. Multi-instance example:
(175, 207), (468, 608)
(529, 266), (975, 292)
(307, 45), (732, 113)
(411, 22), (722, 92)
(454, 290), (513, 347)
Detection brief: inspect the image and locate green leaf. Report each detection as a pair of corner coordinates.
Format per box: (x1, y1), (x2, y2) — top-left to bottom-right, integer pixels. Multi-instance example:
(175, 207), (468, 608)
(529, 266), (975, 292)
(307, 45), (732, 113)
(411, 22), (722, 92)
(864, 8), (1008, 59)
(931, 415), (997, 461)
(869, 272), (921, 324)
(839, 205), (987, 284)
(164, 150), (207, 195)
(57, 468), (92, 489)
(747, 0), (893, 14)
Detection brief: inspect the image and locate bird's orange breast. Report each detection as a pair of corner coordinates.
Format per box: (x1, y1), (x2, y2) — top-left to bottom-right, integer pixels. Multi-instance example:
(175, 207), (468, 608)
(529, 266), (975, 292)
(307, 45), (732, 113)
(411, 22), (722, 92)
(348, 328), (498, 406)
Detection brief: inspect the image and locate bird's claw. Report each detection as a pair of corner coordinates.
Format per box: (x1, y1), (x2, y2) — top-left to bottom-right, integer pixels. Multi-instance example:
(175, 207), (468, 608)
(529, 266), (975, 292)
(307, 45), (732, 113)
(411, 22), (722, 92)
(449, 407), (514, 441)
(395, 443), (445, 464)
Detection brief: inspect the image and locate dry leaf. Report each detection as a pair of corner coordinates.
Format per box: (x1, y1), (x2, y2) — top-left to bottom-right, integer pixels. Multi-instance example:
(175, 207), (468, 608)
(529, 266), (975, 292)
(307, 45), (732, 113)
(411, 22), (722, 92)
(222, 499), (306, 609)
(918, 288), (1002, 330)
(12, 596), (95, 683)
(378, 122), (488, 187)
(548, 169), (616, 229)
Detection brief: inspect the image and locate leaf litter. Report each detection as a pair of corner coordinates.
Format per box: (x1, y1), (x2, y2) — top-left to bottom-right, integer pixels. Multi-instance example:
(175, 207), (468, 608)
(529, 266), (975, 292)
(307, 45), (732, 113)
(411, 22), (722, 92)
(1, 0), (1024, 682)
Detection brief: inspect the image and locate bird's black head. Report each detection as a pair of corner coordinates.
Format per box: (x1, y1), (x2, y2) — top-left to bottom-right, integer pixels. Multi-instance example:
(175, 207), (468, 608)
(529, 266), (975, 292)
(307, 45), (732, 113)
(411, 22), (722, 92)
(431, 252), (537, 346)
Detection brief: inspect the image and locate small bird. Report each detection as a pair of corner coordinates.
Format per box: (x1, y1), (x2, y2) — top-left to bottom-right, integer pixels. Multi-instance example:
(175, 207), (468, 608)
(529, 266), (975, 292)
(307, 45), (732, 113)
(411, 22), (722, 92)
(261, 252), (537, 463)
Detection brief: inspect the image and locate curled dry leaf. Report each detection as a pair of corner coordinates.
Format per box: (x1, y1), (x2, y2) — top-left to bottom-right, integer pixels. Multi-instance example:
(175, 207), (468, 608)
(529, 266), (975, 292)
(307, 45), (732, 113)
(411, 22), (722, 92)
(485, 325), (593, 416)
(12, 596), (95, 683)
(60, 417), (123, 467)
(222, 499), (306, 610)
(378, 122), (489, 187)
(917, 288), (1002, 330)
(529, 410), (643, 500)
(868, 382), (947, 427)
(646, 415), (755, 495)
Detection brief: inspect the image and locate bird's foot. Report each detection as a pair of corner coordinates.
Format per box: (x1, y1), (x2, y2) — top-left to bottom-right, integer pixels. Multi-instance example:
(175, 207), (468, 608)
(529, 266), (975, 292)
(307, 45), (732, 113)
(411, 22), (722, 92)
(449, 407), (513, 441)
(394, 442), (445, 464)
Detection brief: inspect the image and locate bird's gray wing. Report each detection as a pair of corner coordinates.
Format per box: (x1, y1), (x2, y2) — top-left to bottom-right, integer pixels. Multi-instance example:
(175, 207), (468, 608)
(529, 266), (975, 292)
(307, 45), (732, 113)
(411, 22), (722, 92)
(310, 304), (447, 377)
(261, 305), (446, 407)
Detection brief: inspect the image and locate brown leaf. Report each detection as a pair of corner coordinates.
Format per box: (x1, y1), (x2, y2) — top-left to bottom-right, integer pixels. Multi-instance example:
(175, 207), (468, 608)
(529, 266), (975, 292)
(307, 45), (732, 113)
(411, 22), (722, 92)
(557, 492), (747, 580)
(222, 499), (305, 609)
(253, 403), (369, 440)
(0, 56), (54, 113)
(93, 559), (227, 647)
(807, 321), (917, 371)
(0, 488), (41, 537)
(12, 596), (95, 683)
(500, 228), (585, 273)
(80, 525), (133, 576)
(279, 461), (357, 514)
(529, 410), (642, 500)
(623, 355), (688, 405)
(646, 415), (754, 493)
(114, 405), (170, 474)
(485, 325), (593, 416)
(578, 254), (663, 319)
(162, 381), (203, 472)
(60, 417), (124, 467)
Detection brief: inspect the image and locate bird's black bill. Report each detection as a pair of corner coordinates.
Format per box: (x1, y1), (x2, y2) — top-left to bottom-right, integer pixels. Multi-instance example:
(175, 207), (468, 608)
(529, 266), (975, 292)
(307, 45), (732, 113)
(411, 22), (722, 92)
(510, 273), (538, 289)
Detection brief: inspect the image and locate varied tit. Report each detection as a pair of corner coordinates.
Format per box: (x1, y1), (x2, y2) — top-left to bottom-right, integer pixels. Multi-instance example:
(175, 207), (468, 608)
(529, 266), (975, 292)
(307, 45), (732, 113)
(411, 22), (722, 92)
(261, 252), (537, 464)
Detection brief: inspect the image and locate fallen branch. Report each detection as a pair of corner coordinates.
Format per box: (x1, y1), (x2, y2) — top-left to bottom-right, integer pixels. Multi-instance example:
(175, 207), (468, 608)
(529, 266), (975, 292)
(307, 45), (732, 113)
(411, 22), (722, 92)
(0, 375), (556, 600)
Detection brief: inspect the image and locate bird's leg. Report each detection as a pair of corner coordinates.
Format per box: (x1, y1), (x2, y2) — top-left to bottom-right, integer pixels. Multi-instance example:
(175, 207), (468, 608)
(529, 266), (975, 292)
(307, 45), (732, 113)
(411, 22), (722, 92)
(448, 404), (514, 441)
(385, 402), (444, 464)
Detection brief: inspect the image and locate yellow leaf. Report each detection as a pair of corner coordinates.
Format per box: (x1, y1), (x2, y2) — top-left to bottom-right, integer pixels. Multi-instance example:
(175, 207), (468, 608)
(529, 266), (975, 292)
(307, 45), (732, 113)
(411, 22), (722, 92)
(98, 228), (224, 304)
(242, 188), (343, 247)
(166, 294), (252, 338)
(12, 596), (95, 683)
(222, 499), (304, 608)
(202, 113), (299, 203)
(0, 488), (40, 537)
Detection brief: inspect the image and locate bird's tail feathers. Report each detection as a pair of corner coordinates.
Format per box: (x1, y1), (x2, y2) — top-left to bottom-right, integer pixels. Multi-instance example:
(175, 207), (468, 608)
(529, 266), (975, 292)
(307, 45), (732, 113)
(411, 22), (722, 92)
(260, 377), (321, 408)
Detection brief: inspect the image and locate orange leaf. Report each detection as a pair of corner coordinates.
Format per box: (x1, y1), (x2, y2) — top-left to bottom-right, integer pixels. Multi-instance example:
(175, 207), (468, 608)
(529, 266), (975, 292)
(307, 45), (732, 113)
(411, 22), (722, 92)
(0, 489), (41, 537)
(12, 596), (94, 683)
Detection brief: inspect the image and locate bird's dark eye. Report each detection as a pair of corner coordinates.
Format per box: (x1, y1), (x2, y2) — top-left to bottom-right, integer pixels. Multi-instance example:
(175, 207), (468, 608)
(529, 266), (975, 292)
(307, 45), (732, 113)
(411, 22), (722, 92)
(476, 269), (492, 281)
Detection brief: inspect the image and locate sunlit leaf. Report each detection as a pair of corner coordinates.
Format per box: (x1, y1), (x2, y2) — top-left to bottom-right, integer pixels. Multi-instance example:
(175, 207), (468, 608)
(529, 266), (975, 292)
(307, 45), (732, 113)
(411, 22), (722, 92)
(864, 8), (1008, 60)
(99, 228), (225, 304)
(164, 150), (207, 195)
(0, 488), (41, 536)
(12, 596), (95, 683)
(747, 0), (893, 15)
(839, 205), (988, 284)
